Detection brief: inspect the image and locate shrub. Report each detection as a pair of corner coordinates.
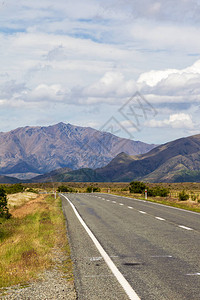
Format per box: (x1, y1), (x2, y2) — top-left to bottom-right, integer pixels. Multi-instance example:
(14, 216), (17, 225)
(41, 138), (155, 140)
(86, 186), (101, 193)
(26, 188), (38, 194)
(57, 185), (75, 193)
(148, 186), (169, 197)
(3, 183), (24, 194)
(179, 190), (189, 201)
(190, 192), (197, 201)
(0, 187), (11, 219)
(129, 181), (146, 194)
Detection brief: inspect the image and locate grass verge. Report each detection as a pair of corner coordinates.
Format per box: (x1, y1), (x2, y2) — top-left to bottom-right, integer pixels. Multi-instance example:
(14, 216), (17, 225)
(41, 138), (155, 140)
(0, 194), (73, 289)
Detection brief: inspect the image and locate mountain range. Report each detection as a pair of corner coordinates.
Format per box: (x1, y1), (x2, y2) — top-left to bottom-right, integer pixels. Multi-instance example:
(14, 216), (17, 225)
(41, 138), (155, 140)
(30, 133), (200, 183)
(0, 122), (156, 180)
(1, 122), (200, 184)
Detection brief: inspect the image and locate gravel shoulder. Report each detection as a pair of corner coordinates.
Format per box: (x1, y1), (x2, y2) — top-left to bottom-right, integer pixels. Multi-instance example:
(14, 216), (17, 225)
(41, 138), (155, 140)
(0, 248), (77, 300)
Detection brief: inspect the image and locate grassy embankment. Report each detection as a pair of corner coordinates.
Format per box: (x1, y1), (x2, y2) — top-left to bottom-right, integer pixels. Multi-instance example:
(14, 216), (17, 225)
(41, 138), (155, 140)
(0, 192), (73, 290)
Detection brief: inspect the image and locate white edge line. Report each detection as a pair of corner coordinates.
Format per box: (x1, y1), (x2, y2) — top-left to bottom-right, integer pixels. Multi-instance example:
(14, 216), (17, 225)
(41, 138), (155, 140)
(62, 195), (141, 300)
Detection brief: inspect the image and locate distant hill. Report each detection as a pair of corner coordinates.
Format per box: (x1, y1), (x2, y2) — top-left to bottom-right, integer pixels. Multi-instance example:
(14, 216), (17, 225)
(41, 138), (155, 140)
(0, 175), (20, 184)
(0, 122), (156, 180)
(30, 134), (200, 183)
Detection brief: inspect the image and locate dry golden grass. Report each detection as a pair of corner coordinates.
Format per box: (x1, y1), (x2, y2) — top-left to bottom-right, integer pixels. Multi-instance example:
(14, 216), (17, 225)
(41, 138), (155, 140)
(7, 192), (38, 210)
(0, 193), (73, 288)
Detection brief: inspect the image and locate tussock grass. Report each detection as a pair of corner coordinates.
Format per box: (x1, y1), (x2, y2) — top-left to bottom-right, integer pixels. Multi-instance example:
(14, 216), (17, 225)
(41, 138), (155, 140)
(0, 194), (73, 288)
(7, 192), (38, 210)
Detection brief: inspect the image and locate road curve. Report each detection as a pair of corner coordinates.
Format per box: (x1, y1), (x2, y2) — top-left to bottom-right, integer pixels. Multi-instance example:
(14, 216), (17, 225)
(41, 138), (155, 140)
(61, 193), (200, 300)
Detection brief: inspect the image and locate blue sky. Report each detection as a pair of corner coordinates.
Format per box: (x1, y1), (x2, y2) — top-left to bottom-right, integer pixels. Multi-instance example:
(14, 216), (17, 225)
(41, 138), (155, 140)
(1, 0), (200, 144)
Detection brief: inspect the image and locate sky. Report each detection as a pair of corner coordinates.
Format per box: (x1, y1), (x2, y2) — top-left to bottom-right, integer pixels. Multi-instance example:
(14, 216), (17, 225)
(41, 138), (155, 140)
(1, 0), (200, 144)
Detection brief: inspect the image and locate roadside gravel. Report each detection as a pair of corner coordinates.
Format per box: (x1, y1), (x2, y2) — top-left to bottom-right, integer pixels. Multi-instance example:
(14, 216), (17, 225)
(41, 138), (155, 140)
(0, 248), (77, 300)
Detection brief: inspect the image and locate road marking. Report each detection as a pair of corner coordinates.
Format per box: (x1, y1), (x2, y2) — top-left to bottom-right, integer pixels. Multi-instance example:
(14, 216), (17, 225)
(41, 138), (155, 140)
(178, 225), (193, 231)
(151, 255), (172, 258)
(112, 201), (116, 203)
(128, 206), (133, 209)
(90, 257), (102, 261)
(186, 273), (200, 276)
(155, 217), (165, 221)
(101, 193), (200, 215)
(139, 211), (147, 214)
(119, 203), (124, 206)
(63, 195), (141, 300)
(102, 198), (105, 200)
(107, 200), (110, 202)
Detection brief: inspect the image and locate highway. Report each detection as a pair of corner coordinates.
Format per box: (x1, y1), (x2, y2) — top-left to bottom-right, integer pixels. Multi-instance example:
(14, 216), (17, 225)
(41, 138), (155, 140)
(61, 193), (200, 300)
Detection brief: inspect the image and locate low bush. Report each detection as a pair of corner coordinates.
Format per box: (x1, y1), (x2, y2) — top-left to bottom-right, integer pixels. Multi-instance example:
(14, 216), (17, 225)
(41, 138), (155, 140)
(0, 187), (11, 219)
(129, 181), (146, 194)
(179, 190), (189, 201)
(86, 186), (101, 193)
(2, 184), (25, 195)
(57, 185), (76, 193)
(147, 186), (169, 197)
(129, 181), (169, 197)
(26, 188), (38, 194)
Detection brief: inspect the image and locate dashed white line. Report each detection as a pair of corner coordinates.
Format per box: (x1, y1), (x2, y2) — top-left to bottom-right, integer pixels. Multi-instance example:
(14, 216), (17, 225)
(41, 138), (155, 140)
(155, 217), (165, 221)
(186, 272), (200, 276)
(128, 206), (133, 209)
(63, 195), (141, 300)
(151, 255), (172, 258)
(178, 225), (193, 231)
(112, 201), (116, 203)
(139, 211), (147, 214)
(107, 200), (110, 202)
(119, 203), (124, 206)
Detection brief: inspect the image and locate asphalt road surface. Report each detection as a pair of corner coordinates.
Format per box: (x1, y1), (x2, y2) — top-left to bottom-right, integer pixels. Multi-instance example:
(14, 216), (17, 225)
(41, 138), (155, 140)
(61, 193), (200, 300)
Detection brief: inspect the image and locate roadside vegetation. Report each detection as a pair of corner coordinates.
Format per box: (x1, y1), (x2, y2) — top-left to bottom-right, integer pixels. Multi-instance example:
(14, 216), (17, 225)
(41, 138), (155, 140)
(57, 185), (77, 193)
(0, 190), (73, 290)
(0, 187), (11, 220)
(20, 182), (200, 212)
(86, 186), (101, 193)
(129, 181), (169, 197)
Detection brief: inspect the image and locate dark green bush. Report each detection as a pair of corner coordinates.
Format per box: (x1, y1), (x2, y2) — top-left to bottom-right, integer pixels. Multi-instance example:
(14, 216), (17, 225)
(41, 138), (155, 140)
(129, 181), (146, 194)
(147, 186), (169, 197)
(57, 185), (75, 193)
(86, 186), (101, 193)
(0, 187), (11, 219)
(179, 190), (189, 201)
(3, 183), (24, 195)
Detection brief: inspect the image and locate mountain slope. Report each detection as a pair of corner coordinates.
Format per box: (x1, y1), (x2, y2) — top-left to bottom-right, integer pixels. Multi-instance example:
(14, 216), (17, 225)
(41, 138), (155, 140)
(96, 134), (200, 182)
(0, 122), (156, 179)
(30, 133), (200, 183)
(0, 175), (20, 184)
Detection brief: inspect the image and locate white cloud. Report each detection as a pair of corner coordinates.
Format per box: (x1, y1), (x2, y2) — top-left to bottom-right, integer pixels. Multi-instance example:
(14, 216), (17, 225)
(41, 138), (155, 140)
(138, 59), (200, 87)
(147, 113), (194, 129)
(26, 84), (71, 102)
(1, 0), (200, 144)
(83, 72), (137, 99)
